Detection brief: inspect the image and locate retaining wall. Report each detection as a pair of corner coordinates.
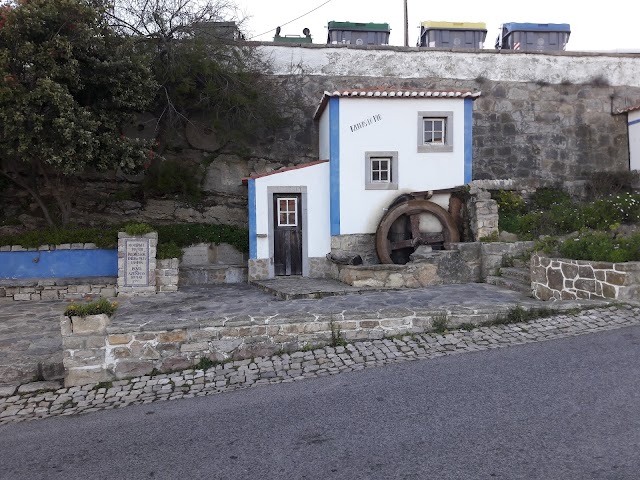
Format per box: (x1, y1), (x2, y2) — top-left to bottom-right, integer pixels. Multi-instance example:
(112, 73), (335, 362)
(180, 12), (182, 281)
(61, 306), (514, 387)
(531, 253), (640, 301)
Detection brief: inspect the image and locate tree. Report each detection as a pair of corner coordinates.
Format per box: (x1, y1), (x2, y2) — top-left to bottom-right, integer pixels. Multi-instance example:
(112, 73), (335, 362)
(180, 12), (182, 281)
(103, 0), (287, 150)
(0, 0), (157, 226)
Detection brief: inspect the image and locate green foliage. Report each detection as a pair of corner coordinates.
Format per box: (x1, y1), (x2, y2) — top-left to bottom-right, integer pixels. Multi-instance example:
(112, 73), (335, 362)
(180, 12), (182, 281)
(64, 298), (118, 318)
(558, 231), (640, 263)
(0, 225), (120, 248)
(330, 319), (347, 347)
(496, 186), (640, 241)
(0, 223), (249, 254)
(482, 306), (554, 326)
(141, 159), (202, 201)
(154, 223), (248, 253)
(0, 0), (157, 226)
(124, 223), (155, 236)
(530, 187), (572, 210)
(431, 313), (449, 333)
(194, 357), (215, 371)
(157, 241), (183, 260)
(494, 190), (527, 215)
(479, 231), (499, 242)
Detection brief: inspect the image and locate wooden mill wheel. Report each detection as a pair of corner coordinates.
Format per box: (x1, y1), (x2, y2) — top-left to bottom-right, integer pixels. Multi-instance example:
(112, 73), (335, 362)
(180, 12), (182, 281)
(375, 198), (460, 264)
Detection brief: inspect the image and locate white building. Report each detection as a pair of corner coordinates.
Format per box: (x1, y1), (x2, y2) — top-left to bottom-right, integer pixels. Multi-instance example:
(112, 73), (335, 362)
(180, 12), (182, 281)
(245, 88), (481, 280)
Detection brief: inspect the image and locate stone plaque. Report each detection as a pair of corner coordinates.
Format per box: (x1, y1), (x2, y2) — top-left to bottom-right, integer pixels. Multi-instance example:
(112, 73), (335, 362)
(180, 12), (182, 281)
(124, 239), (150, 286)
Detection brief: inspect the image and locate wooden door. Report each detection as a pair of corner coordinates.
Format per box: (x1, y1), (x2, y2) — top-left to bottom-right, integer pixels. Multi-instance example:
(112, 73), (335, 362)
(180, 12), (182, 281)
(273, 194), (302, 276)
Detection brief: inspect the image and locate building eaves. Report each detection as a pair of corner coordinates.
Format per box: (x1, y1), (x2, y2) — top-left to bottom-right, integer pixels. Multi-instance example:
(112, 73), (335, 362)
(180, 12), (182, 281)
(241, 160), (329, 185)
(313, 88), (482, 120)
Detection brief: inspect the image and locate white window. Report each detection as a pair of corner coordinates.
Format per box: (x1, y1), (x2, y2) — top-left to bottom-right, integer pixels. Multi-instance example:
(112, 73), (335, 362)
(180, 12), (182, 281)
(277, 197), (297, 226)
(423, 118), (446, 144)
(418, 111), (453, 153)
(365, 151), (398, 190)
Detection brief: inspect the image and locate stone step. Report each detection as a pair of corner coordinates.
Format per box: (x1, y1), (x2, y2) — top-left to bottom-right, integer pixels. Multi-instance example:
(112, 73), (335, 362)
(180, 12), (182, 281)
(486, 275), (532, 296)
(179, 265), (247, 286)
(500, 267), (531, 283)
(511, 258), (530, 269)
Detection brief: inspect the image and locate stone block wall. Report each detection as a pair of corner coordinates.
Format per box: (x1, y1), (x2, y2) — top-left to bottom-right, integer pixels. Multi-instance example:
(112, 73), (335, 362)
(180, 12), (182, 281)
(156, 258), (179, 293)
(248, 259), (269, 281)
(532, 254), (640, 301)
(467, 186), (499, 241)
(60, 308), (504, 387)
(333, 241), (534, 289)
(0, 279), (116, 301)
(331, 234), (379, 265)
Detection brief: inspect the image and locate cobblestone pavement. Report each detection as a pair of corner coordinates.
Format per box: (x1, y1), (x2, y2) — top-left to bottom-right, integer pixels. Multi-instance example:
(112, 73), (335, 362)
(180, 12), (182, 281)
(2, 305), (638, 427)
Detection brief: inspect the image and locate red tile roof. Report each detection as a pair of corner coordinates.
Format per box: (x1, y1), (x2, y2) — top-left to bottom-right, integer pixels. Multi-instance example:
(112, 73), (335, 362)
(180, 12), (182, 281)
(241, 160), (329, 184)
(314, 88), (482, 119)
(614, 103), (640, 114)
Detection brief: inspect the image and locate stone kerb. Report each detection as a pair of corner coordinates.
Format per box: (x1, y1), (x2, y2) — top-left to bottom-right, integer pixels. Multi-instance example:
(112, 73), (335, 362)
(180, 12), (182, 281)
(117, 232), (158, 296)
(531, 253), (640, 301)
(60, 308), (509, 386)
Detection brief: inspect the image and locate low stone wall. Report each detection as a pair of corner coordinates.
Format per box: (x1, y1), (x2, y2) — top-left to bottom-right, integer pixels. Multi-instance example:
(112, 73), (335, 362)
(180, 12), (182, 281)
(330, 234), (379, 265)
(60, 306), (513, 387)
(0, 278), (116, 301)
(531, 254), (640, 301)
(334, 241), (534, 288)
(156, 259), (180, 293)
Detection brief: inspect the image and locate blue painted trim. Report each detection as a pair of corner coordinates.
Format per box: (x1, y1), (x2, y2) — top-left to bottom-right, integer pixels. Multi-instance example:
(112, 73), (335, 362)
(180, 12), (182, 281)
(0, 249), (117, 279)
(329, 97), (341, 236)
(628, 118), (640, 127)
(248, 178), (257, 260)
(464, 98), (473, 184)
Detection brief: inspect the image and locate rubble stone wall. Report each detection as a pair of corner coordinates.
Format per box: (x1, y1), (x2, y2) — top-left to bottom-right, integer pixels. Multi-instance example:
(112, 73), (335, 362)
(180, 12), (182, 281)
(532, 254), (640, 301)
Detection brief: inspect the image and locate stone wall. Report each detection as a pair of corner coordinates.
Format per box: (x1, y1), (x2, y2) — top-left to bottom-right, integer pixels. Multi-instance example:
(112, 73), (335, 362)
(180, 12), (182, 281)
(0, 278), (116, 301)
(60, 305), (509, 387)
(330, 234), (379, 265)
(467, 184), (499, 241)
(6, 46), (638, 230)
(334, 241), (534, 288)
(532, 254), (640, 301)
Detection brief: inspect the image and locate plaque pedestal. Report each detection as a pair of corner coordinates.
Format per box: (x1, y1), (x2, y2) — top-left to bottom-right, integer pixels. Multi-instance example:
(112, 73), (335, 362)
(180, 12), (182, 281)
(117, 232), (158, 296)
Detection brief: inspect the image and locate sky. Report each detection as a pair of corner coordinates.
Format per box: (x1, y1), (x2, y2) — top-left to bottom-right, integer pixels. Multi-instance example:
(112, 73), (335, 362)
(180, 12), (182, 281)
(235, 0), (640, 52)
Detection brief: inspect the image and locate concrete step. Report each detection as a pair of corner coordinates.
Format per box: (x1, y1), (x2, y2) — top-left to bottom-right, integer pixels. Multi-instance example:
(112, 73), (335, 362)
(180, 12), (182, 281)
(179, 265), (247, 286)
(486, 275), (532, 296)
(500, 267), (530, 283)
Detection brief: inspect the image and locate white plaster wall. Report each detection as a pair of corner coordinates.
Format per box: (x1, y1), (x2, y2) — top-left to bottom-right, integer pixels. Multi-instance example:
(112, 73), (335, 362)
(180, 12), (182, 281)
(629, 110), (640, 171)
(337, 98), (466, 234)
(259, 44), (640, 87)
(319, 107), (330, 160)
(253, 163), (330, 259)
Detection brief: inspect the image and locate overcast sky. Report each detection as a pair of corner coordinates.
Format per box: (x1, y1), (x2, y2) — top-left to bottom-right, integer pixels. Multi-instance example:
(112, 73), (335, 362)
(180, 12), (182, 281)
(235, 0), (640, 52)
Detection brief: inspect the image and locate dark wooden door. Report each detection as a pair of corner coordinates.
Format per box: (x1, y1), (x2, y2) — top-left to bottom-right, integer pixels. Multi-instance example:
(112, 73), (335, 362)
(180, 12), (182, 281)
(273, 194), (302, 276)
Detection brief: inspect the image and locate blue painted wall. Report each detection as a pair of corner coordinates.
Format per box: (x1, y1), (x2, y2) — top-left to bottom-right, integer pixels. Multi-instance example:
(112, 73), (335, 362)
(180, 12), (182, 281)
(248, 178), (257, 260)
(329, 97), (341, 235)
(464, 98), (473, 184)
(0, 249), (118, 279)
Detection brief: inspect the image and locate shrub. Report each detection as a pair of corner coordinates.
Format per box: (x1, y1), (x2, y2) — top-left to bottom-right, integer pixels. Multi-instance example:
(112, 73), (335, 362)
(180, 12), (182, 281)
(494, 190), (526, 215)
(585, 170), (640, 199)
(531, 187), (572, 210)
(64, 298), (118, 318)
(558, 231), (640, 263)
(142, 159), (202, 201)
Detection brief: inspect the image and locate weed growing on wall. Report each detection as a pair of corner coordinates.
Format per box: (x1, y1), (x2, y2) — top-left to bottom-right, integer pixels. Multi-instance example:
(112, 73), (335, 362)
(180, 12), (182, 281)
(64, 299), (118, 318)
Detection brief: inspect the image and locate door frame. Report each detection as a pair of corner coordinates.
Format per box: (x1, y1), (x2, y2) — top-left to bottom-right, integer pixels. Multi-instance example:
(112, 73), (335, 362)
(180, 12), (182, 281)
(267, 186), (309, 278)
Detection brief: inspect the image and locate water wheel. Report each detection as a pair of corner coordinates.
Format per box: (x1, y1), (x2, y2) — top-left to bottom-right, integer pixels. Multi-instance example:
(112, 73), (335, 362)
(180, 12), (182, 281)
(375, 198), (460, 264)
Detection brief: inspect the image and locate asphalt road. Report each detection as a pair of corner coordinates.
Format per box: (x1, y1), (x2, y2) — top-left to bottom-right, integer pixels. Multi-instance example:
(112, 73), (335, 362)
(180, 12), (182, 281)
(1, 325), (639, 480)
